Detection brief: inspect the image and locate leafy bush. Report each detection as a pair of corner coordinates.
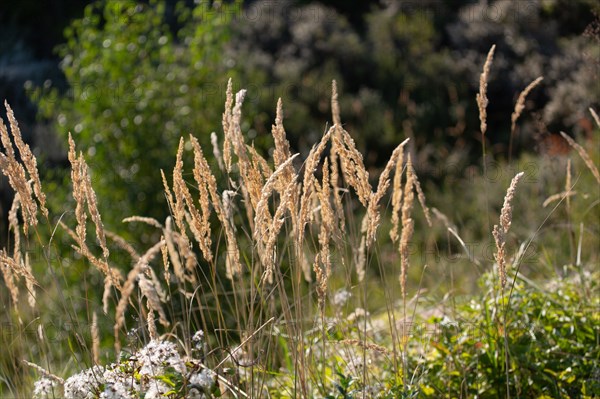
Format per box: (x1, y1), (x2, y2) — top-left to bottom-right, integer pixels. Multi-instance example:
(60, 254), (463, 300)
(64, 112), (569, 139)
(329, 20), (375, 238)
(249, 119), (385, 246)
(33, 0), (242, 229)
(419, 271), (600, 397)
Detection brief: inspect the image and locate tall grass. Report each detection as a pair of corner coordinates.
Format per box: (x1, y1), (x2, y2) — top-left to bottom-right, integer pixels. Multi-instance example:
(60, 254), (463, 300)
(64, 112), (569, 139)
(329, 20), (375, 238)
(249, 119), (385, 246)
(1, 62), (599, 398)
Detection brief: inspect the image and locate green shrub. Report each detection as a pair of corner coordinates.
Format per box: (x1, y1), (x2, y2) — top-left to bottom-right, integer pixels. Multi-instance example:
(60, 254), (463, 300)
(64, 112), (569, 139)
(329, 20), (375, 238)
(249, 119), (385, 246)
(33, 0), (242, 231)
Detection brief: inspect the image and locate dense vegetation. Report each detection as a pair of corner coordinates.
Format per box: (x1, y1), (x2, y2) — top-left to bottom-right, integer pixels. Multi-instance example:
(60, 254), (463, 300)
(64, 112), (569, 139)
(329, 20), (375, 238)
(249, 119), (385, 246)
(2, 0), (598, 232)
(0, 0), (599, 398)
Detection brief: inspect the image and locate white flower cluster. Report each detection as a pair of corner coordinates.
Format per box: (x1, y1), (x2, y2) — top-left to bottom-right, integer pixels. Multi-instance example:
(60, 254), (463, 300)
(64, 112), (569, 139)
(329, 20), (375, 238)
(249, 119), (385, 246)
(188, 368), (215, 391)
(332, 289), (351, 307)
(64, 366), (108, 399)
(32, 377), (59, 398)
(137, 339), (186, 376)
(33, 333), (214, 399)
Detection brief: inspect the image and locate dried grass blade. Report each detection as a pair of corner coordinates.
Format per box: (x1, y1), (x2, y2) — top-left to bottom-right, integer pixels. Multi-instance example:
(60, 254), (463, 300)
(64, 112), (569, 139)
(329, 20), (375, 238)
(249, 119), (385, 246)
(560, 132), (600, 184)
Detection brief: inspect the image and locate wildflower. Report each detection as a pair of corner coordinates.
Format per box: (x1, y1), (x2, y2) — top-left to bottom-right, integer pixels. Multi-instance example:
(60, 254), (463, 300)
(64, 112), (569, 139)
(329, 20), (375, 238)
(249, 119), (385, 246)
(192, 330), (205, 348)
(143, 380), (172, 399)
(64, 366), (106, 399)
(100, 367), (138, 399)
(100, 381), (134, 399)
(189, 368), (215, 392)
(332, 289), (351, 307)
(138, 340), (186, 376)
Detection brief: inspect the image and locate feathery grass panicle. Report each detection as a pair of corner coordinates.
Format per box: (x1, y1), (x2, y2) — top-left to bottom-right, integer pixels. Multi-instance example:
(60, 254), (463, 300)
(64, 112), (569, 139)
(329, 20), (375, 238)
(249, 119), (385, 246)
(185, 208), (213, 264)
(161, 169), (175, 214)
(190, 134), (242, 279)
(82, 161), (110, 259)
(272, 99), (297, 202)
(138, 274), (169, 328)
(542, 190), (577, 208)
(319, 157), (334, 238)
(249, 143), (273, 180)
(297, 128), (332, 252)
(222, 78), (234, 172)
(4, 250), (36, 287)
(0, 116), (38, 233)
(114, 239), (166, 351)
(331, 80), (341, 126)
(171, 138), (191, 244)
(263, 180), (299, 284)
(147, 308), (158, 341)
(0, 153), (37, 234)
(227, 89), (258, 230)
(560, 131), (600, 184)
(91, 312), (100, 365)
(270, 100), (300, 243)
(22, 361), (64, 384)
(68, 134), (87, 248)
(9, 194), (21, 265)
(336, 128), (372, 207)
(315, 158), (333, 309)
(367, 139), (410, 247)
(122, 216), (163, 229)
(0, 110), (16, 160)
(355, 234), (367, 282)
(511, 77), (543, 137)
(254, 153), (298, 232)
(499, 172), (523, 233)
(357, 214), (369, 282)
(247, 145), (272, 205)
(67, 134), (111, 259)
(0, 249), (21, 310)
(477, 44), (496, 136)
(329, 150), (345, 233)
(272, 98), (292, 169)
(254, 154), (299, 265)
(4, 101), (48, 218)
(176, 227), (199, 278)
(409, 162), (432, 227)
(172, 138), (212, 263)
(24, 253), (35, 308)
(390, 144), (406, 243)
(329, 81), (346, 235)
(190, 136), (222, 214)
(493, 172), (524, 289)
(0, 249), (38, 310)
(399, 155), (416, 299)
(164, 217), (185, 283)
(210, 132), (225, 172)
(180, 137), (214, 263)
(509, 76), (543, 160)
(230, 90), (250, 169)
(160, 237), (171, 285)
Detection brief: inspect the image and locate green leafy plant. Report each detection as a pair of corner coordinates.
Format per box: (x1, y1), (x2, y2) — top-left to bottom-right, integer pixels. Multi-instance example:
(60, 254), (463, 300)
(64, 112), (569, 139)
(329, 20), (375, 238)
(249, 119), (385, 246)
(33, 0), (242, 230)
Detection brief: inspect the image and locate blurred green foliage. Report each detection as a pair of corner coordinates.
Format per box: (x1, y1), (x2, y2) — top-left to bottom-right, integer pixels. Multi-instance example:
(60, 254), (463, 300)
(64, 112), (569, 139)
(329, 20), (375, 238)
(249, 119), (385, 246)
(33, 0), (243, 231)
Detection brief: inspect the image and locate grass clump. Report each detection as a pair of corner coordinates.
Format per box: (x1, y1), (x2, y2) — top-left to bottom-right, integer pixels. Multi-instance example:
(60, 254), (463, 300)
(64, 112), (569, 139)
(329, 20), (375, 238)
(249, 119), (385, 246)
(1, 51), (599, 398)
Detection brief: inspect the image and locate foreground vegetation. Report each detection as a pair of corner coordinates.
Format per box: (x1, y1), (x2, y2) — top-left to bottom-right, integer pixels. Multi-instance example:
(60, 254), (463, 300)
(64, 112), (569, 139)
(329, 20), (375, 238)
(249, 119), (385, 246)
(1, 51), (599, 397)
